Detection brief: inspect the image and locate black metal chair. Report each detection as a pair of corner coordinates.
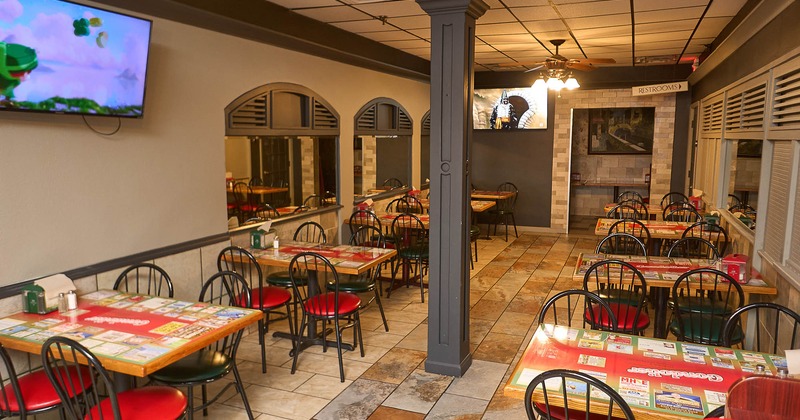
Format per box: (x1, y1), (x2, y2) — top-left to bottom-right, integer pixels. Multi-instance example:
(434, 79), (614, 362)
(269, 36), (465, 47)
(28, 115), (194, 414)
(113, 263), (174, 297)
(682, 221), (730, 256)
(524, 369), (635, 420)
(253, 203), (280, 219)
(722, 303), (800, 352)
(149, 271), (254, 419)
(664, 203), (703, 223)
(0, 342), (88, 419)
(469, 224), (480, 269)
(705, 405), (726, 419)
(382, 178), (404, 189)
(727, 194), (742, 208)
(583, 260), (650, 335)
(489, 182), (519, 241)
(618, 198), (649, 220)
(288, 252), (364, 382)
(267, 221), (328, 289)
(616, 190), (644, 204)
(302, 194), (323, 208)
(667, 237), (720, 260)
(327, 225), (389, 331)
(606, 203), (643, 220)
(233, 182), (258, 221)
(390, 213), (429, 302)
(595, 232), (647, 256)
(538, 289), (617, 331)
(608, 219), (651, 253)
(660, 191), (690, 208)
(42, 336), (187, 420)
(217, 246), (294, 373)
(669, 268), (744, 346)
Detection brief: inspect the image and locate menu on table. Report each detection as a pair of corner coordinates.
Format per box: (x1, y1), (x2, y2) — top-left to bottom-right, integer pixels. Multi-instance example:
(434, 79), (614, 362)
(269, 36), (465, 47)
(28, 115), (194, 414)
(508, 325), (786, 418)
(575, 253), (718, 282)
(252, 244), (394, 269)
(0, 290), (256, 366)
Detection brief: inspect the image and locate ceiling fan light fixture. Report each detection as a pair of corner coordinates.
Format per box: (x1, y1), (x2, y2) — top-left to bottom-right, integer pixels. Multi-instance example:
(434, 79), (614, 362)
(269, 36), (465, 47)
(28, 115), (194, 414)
(547, 76), (565, 90)
(532, 77), (547, 90)
(565, 76), (580, 90)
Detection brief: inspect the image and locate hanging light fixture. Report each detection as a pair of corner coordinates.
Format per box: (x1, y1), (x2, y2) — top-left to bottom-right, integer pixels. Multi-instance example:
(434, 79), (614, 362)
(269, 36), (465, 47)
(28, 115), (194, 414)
(531, 68), (580, 91)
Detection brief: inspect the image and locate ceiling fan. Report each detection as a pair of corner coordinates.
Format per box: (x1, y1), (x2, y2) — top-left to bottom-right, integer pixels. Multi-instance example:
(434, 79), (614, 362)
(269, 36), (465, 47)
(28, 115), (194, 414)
(513, 39), (616, 72)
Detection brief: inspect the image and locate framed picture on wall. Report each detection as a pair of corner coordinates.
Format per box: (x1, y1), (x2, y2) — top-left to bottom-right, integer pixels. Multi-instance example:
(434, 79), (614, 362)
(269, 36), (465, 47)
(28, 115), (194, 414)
(577, 107), (655, 154)
(473, 88), (547, 130)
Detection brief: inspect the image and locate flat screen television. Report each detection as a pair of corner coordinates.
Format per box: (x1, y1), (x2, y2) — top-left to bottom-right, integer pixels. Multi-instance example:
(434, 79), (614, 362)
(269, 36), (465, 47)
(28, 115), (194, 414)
(473, 87), (547, 130)
(0, 0), (152, 118)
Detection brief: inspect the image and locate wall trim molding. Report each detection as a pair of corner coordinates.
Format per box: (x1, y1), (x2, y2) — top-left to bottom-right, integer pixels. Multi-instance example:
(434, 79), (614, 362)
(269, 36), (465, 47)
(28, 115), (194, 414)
(0, 232), (231, 299)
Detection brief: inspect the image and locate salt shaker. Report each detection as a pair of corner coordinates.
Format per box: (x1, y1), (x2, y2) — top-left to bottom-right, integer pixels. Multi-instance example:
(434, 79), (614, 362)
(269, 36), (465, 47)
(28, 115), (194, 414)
(66, 290), (78, 311)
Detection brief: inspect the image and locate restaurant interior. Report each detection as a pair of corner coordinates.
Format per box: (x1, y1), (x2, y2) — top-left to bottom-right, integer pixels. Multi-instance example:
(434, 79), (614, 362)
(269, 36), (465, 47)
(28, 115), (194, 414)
(2, 0), (800, 419)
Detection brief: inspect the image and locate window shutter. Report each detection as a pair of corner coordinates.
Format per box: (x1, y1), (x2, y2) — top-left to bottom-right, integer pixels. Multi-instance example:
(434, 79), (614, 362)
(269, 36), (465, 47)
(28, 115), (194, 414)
(764, 141), (794, 261)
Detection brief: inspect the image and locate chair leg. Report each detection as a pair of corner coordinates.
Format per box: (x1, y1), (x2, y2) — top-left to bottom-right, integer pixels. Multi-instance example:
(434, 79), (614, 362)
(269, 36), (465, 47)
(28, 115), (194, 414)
(356, 313), (364, 357)
(291, 314), (308, 374)
(186, 386), (194, 420)
(232, 363), (255, 420)
(418, 257), (425, 303)
(374, 288), (389, 332)
(511, 213), (518, 238)
(258, 318), (267, 374)
(201, 384), (209, 416)
(334, 318), (345, 382)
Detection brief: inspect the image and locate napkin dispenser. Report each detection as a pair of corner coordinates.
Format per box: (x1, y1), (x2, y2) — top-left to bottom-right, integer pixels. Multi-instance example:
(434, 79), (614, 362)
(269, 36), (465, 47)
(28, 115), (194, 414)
(721, 254), (749, 283)
(21, 274), (76, 314)
(250, 220), (276, 249)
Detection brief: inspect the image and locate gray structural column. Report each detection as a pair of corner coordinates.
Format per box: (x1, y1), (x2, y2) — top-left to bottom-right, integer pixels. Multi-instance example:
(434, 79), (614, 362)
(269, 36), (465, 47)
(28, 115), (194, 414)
(417, 0), (488, 377)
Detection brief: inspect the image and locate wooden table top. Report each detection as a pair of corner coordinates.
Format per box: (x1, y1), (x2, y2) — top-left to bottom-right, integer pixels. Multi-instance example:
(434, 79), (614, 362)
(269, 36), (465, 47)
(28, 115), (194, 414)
(505, 324), (786, 420)
(250, 241), (396, 276)
(226, 186), (288, 195)
(471, 190), (515, 200)
(572, 253), (777, 295)
(418, 199), (496, 213)
(0, 290), (262, 377)
(595, 218), (695, 240)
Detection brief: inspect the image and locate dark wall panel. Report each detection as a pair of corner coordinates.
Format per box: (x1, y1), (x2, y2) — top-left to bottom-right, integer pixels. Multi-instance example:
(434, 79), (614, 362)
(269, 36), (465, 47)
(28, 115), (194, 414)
(471, 92), (556, 228)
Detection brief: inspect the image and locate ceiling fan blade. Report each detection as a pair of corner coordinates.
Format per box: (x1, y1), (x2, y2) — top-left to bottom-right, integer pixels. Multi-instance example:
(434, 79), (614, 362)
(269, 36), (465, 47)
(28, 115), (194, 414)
(523, 64), (546, 73)
(570, 57), (616, 65)
(565, 62), (599, 72)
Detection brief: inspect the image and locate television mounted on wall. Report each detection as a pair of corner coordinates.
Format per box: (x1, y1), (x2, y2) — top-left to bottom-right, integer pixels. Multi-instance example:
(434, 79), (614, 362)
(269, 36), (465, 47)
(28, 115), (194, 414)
(473, 87), (547, 130)
(0, 0), (152, 118)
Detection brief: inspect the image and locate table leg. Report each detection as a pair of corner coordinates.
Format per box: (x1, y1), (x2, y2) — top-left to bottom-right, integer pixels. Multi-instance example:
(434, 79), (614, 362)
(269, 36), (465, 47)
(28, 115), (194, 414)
(652, 286), (670, 339)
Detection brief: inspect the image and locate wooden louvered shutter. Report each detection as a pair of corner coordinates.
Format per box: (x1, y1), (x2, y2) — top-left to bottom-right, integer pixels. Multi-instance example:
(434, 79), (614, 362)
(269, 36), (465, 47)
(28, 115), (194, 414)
(764, 141), (794, 261)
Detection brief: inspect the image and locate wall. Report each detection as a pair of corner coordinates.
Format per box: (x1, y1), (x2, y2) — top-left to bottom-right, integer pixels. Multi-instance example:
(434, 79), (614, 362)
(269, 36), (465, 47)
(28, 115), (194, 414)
(553, 89), (676, 225)
(0, 2), (429, 288)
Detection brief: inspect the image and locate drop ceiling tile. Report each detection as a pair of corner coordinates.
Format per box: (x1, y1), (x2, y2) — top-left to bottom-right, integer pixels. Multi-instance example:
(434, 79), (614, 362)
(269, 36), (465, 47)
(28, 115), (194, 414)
(503, 0), (549, 6)
(706, 0), (748, 17)
(485, 43), (541, 53)
(383, 39), (431, 49)
(634, 39), (690, 50)
(480, 8), (517, 24)
(481, 0), (504, 7)
(360, 30), (421, 42)
(475, 43), (500, 53)
(479, 34), (537, 44)
(521, 19), (568, 33)
(633, 0), (708, 12)
(580, 36), (631, 46)
(406, 28), (431, 39)
(476, 22), (528, 36)
(635, 20), (698, 35)
(554, 0), (631, 18)
(384, 14), (430, 29)
(475, 51), (516, 60)
(636, 30), (692, 44)
(330, 19), (392, 33)
(507, 6), (561, 21)
(573, 25), (631, 39)
(294, 6), (370, 22)
(635, 7), (705, 23)
(268, 0), (337, 8)
(565, 14), (631, 29)
(693, 17), (733, 38)
(351, 1), (425, 16)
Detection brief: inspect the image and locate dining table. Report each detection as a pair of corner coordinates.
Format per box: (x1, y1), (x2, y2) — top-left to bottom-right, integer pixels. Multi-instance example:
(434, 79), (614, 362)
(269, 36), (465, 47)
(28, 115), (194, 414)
(0, 290), (262, 378)
(603, 202), (664, 220)
(504, 324), (786, 420)
(250, 241), (396, 351)
(573, 253), (777, 339)
(470, 190), (515, 201)
(594, 218), (696, 240)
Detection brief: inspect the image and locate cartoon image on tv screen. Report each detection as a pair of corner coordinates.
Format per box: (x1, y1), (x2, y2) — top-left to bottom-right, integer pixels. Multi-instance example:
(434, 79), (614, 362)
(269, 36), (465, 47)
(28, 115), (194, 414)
(0, 0), (151, 117)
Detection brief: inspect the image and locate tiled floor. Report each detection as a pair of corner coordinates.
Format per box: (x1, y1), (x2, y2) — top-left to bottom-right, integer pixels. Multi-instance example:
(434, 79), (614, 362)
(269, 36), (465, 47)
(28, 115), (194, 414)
(174, 216), (607, 419)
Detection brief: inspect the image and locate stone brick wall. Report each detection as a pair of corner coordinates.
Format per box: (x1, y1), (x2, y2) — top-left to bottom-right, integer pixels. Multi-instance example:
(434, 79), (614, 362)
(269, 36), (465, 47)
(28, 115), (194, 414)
(300, 137), (315, 200)
(552, 89), (676, 224)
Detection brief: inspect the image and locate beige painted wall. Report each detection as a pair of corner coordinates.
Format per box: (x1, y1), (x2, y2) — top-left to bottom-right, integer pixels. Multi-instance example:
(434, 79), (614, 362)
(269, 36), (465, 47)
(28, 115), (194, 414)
(0, 4), (430, 285)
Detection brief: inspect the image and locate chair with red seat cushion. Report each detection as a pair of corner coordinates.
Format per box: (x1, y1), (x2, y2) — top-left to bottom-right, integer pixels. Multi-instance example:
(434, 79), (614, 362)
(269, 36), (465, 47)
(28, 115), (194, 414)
(288, 252), (364, 382)
(149, 271), (253, 419)
(525, 369), (635, 420)
(217, 245), (293, 374)
(0, 342), (91, 419)
(538, 289), (617, 332)
(41, 336), (187, 420)
(582, 259), (650, 335)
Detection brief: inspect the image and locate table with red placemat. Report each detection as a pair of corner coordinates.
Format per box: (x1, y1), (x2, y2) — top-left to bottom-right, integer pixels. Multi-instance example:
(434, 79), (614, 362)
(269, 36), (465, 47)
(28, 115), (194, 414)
(573, 253), (777, 339)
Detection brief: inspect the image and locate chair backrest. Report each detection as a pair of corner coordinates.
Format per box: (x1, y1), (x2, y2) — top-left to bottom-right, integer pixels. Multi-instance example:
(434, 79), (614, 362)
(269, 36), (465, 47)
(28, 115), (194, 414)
(42, 336), (119, 419)
(671, 268), (744, 345)
(292, 205), (311, 214)
(349, 209), (382, 235)
(217, 246), (263, 309)
(682, 221), (730, 256)
(254, 204), (280, 219)
(606, 203), (643, 220)
(294, 221), (327, 243)
(729, 203), (757, 216)
(524, 369), (635, 420)
(617, 190), (644, 203)
(497, 182), (518, 211)
(538, 290), (617, 331)
(198, 271), (251, 356)
(582, 259), (648, 334)
(249, 177), (264, 187)
(390, 213), (428, 252)
(618, 199), (649, 219)
(113, 263), (174, 297)
(664, 203), (703, 222)
(608, 219), (651, 248)
(401, 195), (424, 214)
(667, 237), (720, 259)
(728, 194), (742, 208)
(233, 182), (255, 207)
(350, 225), (386, 249)
(303, 194), (322, 208)
(722, 303), (800, 353)
(661, 191), (690, 208)
(288, 252), (343, 317)
(595, 232), (647, 256)
(382, 178), (404, 188)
